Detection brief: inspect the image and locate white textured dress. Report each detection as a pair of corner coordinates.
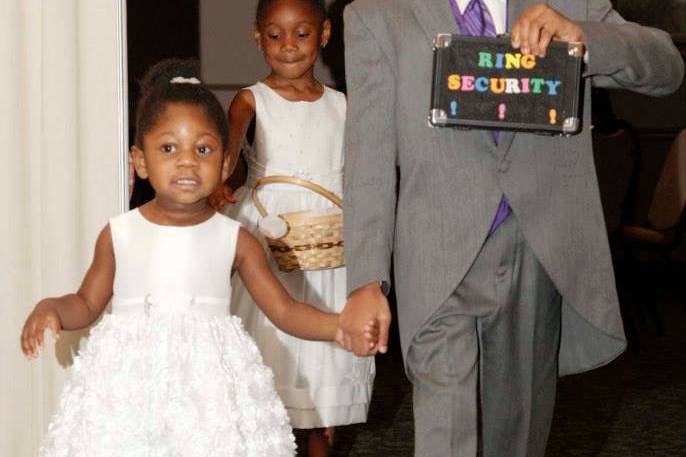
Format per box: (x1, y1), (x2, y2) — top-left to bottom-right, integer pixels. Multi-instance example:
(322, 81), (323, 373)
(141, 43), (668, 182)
(39, 209), (295, 457)
(225, 82), (375, 428)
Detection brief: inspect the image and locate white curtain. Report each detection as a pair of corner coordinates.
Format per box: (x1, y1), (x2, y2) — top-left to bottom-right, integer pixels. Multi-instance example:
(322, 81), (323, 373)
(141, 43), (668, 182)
(0, 0), (127, 454)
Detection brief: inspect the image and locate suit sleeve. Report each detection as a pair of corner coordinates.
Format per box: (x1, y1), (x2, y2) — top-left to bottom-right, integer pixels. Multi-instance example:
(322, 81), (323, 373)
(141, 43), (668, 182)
(579, 0), (684, 95)
(343, 4), (397, 297)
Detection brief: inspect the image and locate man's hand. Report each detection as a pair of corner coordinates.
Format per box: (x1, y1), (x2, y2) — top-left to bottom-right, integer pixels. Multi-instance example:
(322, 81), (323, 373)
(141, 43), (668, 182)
(511, 4), (585, 57)
(340, 282), (392, 356)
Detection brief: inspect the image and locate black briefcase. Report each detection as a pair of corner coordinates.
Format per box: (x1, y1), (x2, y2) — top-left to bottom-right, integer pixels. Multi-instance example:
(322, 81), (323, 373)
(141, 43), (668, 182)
(429, 34), (584, 135)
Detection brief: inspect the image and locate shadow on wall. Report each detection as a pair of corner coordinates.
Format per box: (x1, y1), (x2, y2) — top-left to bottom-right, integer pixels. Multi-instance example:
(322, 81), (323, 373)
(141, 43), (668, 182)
(127, 0), (200, 209)
(322, 0), (355, 91)
(615, 0), (686, 36)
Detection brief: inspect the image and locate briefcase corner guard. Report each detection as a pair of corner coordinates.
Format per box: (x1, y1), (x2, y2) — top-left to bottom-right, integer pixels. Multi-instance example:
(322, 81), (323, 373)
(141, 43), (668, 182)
(567, 42), (585, 58)
(433, 33), (453, 49)
(429, 109), (448, 127)
(562, 117), (580, 134)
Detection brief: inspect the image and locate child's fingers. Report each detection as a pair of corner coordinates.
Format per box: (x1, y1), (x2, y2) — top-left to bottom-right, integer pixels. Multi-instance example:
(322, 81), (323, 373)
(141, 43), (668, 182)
(48, 317), (61, 342)
(209, 193), (224, 211)
(20, 326), (32, 357)
(338, 331), (353, 352)
(364, 319), (380, 331)
(223, 186), (237, 204)
(363, 327), (379, 339)
(22, 322), (38, 358)
(377, 315), (391, 354)
(363, 324), (380, 341)
(36, 322), (46, 351)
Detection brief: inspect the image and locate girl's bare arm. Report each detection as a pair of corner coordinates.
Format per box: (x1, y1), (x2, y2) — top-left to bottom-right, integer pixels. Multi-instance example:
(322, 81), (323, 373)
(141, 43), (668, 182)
(20, 225), (115, 358)
(234, 228), (341, 341)
(225, 89), (256, 177)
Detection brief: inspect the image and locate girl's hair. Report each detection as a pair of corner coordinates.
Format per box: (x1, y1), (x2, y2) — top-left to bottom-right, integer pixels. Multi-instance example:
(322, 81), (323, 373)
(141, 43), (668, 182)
(135, 58), (229, 152)
(256, 0), (326, 25)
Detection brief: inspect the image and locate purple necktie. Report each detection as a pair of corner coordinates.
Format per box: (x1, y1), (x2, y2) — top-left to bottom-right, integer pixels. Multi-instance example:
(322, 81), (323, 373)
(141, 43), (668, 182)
(449, 0), (512, 234)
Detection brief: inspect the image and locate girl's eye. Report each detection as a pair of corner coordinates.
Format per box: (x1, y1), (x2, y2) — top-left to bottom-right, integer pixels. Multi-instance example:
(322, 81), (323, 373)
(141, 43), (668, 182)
(161, 144), (176, 154)
(268, 33), (280, 40)
(197, 145), (212, 156)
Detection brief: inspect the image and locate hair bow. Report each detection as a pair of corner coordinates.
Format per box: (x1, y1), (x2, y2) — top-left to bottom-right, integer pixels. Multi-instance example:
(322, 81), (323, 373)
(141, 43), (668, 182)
(170, 76), (201, 85)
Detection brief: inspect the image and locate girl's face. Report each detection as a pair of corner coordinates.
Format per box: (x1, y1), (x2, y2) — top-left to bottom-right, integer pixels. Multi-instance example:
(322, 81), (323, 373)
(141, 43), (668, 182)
(131, 103), (228, 209)
(255, 0), (331, 81)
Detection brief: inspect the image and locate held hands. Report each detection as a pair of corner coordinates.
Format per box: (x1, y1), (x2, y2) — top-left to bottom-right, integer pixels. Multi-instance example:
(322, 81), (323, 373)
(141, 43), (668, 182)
(209, 183), (237, 211)
(20, 299), (62, 359)
(339, 282), (392, 356)
(511, 4), (585, 57)
(335, 318), (380, 356)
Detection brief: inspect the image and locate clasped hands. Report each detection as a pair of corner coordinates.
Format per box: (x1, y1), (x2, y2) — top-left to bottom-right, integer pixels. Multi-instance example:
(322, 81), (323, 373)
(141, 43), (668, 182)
(337, 282), (392, 357)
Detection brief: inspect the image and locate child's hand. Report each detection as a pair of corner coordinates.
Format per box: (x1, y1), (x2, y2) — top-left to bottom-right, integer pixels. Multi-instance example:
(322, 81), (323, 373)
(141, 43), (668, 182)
(335, 319), (379, 356)
(21, 300), (62, 359)
(209, 183), (237, 211)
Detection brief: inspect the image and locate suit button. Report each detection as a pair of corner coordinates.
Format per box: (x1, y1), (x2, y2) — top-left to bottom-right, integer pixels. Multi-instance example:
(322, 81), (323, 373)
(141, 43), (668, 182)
(498, 159), (511, 173)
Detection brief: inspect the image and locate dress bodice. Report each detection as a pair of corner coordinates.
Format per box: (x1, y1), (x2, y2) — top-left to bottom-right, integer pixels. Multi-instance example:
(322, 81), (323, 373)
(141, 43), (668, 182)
(245, 82), (346, 189)
(109, 210), (240, 316)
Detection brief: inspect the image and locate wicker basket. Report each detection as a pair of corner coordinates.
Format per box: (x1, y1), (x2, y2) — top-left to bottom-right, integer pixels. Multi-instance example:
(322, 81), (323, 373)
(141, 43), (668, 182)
(252, 176), (345, 272)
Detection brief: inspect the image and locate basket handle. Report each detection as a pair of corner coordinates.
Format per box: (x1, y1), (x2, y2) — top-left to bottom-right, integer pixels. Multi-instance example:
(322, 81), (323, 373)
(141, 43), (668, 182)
(251, 175), (344, 217)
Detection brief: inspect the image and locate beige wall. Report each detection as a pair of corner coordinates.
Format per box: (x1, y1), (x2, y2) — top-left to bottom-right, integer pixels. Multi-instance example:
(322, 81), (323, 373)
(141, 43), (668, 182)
(1, 1), (127, 454)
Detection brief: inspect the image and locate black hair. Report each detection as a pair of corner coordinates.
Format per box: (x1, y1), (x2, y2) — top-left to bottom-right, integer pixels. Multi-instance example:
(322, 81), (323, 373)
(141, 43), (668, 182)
(134, 58), (229, 152)
(256, 0), (327, 26)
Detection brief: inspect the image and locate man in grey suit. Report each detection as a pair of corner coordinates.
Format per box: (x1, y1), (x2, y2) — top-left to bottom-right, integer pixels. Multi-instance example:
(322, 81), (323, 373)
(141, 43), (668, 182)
(338, 1), (684, 456)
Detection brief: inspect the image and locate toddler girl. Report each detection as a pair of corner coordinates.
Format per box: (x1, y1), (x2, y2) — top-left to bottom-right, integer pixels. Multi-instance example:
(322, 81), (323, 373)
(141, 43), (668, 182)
(20, 59), (376, 457)
(215, 1), (375, 455)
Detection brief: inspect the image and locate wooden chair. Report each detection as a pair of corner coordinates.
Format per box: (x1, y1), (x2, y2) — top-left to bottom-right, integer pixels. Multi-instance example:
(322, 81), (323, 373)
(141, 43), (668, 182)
(618, 129), (686, 348)
(592, 118), (642, 351)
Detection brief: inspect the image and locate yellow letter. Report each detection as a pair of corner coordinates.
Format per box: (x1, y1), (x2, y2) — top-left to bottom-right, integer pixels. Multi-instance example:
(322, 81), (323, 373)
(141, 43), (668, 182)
(490, 78), (505, 94)
(448, 74), (461, 91)
(521, 54), (536, 70)
(505, 53), (521, 69)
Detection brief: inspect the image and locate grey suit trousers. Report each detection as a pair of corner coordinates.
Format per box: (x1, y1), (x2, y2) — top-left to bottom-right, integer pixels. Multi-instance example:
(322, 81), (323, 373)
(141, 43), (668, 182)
(406, 215), (561, 457)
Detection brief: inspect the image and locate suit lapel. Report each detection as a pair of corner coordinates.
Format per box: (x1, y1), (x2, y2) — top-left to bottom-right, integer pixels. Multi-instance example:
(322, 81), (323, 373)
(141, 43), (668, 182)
(507, 0), (545, 33)
(410, 0), (464, 41)
(412, 0), (500, 155)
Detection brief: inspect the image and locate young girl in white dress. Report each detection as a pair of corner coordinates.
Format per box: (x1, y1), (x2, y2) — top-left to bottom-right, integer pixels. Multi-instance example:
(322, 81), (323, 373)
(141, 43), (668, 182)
(20, 59), (377, 457)
(214, 1), (375, 455)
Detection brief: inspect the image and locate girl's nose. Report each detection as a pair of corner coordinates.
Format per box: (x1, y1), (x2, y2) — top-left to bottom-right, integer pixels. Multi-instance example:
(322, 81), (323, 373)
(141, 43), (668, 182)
(281, 37), (297, 52)
(177, 148), (198, 167)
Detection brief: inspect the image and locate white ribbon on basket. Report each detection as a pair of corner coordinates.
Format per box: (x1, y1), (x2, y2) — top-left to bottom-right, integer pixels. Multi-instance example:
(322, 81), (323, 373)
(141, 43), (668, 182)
(258, 215), (289, 239)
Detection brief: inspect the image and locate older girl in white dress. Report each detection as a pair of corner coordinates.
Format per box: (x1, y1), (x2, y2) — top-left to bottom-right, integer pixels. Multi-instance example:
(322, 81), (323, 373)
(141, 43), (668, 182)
(215, 1), (375, 455)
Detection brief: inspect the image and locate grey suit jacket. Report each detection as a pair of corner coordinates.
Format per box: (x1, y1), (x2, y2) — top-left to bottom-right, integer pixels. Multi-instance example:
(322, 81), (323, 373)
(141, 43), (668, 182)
(343, 0), (684, 375)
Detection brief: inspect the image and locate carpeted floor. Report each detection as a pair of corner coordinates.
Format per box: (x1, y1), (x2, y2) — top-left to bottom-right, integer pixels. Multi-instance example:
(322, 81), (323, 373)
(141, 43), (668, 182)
(322, 265), (686, 457)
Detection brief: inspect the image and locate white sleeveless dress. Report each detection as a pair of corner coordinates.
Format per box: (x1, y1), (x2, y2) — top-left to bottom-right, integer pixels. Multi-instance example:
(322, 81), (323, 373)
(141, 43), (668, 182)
(225, 82), (375, 428)
(39, 209), (295, 457)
